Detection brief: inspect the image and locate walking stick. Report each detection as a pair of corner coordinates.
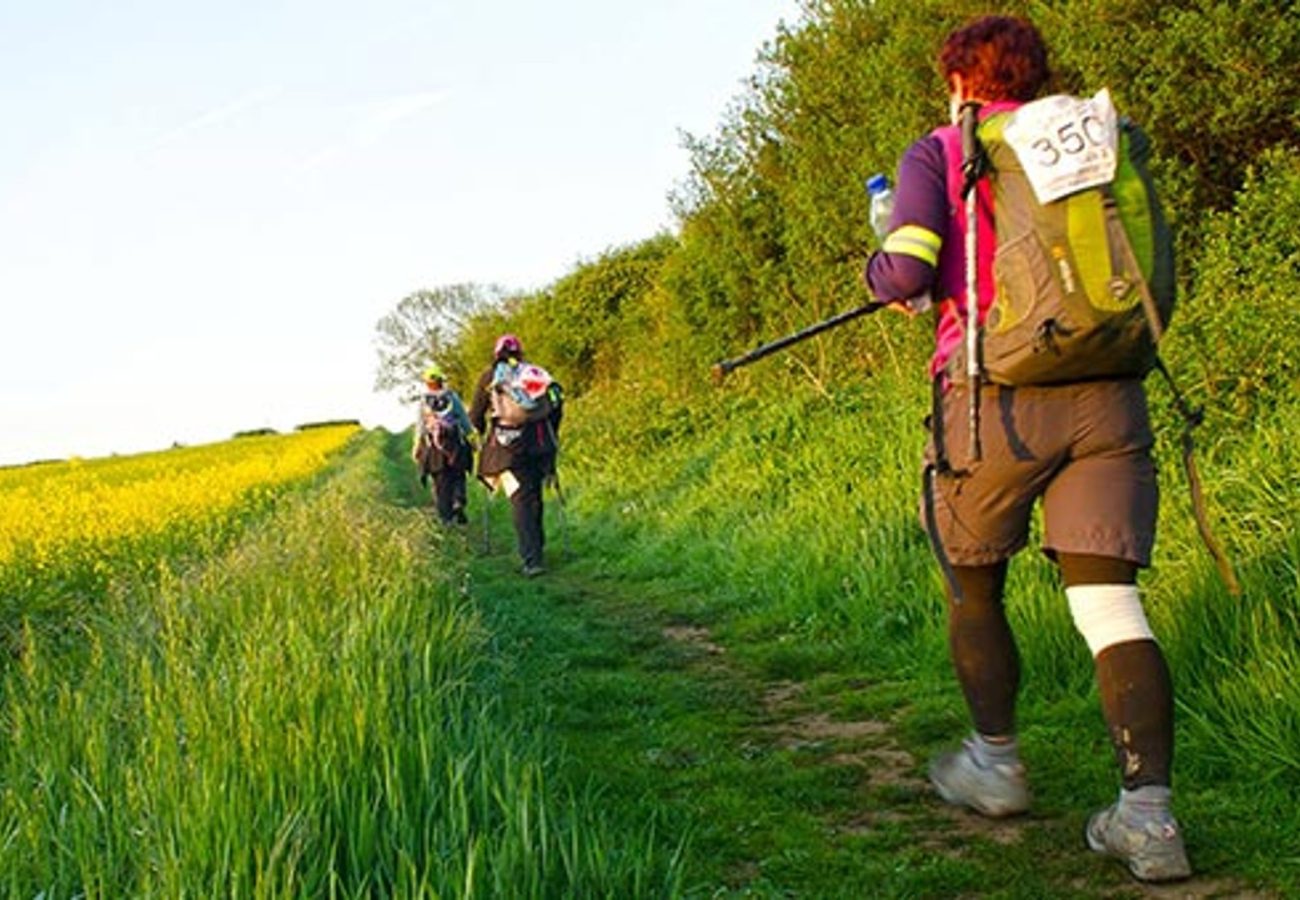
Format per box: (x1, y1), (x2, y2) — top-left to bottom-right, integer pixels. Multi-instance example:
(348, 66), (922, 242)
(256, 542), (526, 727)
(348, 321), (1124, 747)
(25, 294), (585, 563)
(542, 419), (570, 560)
(711, 301), (884, 381)
(549, 470), (571, 560)
(959, 101), (986, 461)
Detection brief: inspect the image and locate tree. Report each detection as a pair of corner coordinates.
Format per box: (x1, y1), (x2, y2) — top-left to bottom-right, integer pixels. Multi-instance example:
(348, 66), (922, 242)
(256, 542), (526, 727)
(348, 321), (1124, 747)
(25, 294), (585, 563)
(373, 283), (502, 400)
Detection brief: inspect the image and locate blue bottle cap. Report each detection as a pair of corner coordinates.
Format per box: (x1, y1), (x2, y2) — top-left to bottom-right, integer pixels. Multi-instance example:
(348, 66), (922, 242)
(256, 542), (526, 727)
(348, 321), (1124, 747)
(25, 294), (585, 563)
(866, 173), (890, 195)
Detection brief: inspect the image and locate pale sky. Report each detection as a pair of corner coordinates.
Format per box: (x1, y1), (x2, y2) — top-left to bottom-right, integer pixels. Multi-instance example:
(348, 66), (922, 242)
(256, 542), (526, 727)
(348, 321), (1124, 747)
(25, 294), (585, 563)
(0, 0), (799, 466)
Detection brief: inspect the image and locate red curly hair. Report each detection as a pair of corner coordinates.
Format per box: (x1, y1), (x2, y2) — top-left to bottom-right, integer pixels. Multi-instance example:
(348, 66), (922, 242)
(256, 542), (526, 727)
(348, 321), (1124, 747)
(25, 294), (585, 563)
(940, 15), (1050, 102)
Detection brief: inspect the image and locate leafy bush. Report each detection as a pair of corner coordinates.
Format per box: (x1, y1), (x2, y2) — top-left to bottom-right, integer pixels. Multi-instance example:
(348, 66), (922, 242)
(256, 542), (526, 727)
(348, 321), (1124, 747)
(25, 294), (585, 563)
(523, 235), (678, 395)
(418, 0), (1299, 453)
(295, 418), (362, 430)
(1172, 146), (1300, 425)
(1040, 0), (1300, 223)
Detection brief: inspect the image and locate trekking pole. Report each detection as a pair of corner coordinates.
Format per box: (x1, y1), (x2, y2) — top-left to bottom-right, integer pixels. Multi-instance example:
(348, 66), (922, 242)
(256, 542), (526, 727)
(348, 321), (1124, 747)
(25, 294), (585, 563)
(711, 301), (884, 381)
(542, 419), (570, 560)
(1150, 358), (1242, 597)
(1116, 221), (1241, 597)
(959, 101), (986, 461)
(480, 480), (493, 553)
(549, 470), (571, 560)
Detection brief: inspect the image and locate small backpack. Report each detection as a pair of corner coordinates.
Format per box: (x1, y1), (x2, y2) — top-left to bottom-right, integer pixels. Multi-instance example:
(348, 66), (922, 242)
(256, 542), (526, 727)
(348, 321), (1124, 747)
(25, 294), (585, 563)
(490, 360), (556, 427)
(948, 89), (1175, 386)
(422, 392), (467, 462)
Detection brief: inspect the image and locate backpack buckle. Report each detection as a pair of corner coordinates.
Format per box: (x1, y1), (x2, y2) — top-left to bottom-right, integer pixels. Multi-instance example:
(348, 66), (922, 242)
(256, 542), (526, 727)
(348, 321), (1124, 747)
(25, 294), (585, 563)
(1033, 318), (1075, 356)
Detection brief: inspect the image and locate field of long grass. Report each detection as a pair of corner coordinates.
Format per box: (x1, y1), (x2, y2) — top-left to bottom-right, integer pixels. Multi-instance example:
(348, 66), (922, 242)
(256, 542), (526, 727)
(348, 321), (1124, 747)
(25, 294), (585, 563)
(4, 358), (1296, 894)
(0, 429), (683, 896)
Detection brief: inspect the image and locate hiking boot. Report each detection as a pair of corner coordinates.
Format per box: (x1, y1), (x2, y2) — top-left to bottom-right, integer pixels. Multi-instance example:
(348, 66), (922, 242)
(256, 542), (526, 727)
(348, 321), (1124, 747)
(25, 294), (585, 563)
(521, 563), (546, 578)
(1086, 800), (1191, 882)
(929, 739), (1030, 818)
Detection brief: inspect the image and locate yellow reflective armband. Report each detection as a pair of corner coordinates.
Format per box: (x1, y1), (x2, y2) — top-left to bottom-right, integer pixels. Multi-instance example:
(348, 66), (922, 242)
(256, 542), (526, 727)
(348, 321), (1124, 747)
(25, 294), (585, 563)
(882, 225), (941, 266)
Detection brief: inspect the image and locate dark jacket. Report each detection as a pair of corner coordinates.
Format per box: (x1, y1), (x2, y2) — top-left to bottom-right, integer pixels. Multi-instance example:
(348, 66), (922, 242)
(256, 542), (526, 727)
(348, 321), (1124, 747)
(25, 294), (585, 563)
(414, 389), (473, 475)
(469, 360), (563, 477)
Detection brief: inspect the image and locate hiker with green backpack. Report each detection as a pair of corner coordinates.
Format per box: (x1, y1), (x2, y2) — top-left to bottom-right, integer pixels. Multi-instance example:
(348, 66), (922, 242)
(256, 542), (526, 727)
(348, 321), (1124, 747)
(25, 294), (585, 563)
(864, 15), (1190, 883)
(469, 333), (565, 577)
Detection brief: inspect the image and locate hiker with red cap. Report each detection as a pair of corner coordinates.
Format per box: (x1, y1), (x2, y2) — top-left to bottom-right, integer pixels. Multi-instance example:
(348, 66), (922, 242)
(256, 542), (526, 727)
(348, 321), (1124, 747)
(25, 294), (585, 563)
(864, 14), (1190, 883)
(469, 334), (564, 577)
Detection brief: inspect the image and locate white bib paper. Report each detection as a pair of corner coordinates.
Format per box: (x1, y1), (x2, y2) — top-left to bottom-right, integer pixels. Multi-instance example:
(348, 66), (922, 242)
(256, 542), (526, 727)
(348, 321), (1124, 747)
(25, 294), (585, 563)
(1002, 89), (1119, 204)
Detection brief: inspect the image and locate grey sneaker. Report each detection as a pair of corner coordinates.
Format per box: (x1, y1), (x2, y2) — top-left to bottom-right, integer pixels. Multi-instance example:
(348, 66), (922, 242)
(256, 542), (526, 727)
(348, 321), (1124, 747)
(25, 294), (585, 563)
(1086, 801), (1191, 882)
(929, 739), (1030, 818)
(521, 563), (546, 578)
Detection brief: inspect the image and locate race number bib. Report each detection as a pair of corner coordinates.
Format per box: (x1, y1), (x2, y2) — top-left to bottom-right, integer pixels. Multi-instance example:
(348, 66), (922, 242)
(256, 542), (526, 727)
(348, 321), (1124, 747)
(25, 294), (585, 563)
(1002, 89), (1119, 204)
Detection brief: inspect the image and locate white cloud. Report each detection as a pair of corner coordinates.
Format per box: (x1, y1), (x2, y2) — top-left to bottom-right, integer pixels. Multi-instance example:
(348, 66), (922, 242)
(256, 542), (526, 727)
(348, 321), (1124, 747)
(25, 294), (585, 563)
(357, 91), (448, 146)
(295, 89), (449, 176)
(150, 85), (285, 151)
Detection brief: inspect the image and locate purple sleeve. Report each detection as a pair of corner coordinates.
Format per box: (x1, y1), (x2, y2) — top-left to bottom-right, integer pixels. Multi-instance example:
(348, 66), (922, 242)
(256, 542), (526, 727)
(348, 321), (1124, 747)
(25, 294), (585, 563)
(864, 134), (949, 303)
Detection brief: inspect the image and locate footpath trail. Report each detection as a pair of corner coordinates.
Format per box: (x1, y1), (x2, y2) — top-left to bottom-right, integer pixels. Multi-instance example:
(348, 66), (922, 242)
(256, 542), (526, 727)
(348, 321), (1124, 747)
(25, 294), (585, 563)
(452, 498), (1265, 899)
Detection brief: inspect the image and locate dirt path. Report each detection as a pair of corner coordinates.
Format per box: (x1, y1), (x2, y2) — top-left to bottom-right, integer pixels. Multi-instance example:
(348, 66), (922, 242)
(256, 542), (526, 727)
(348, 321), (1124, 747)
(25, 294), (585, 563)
(665, 623), (1265, 899)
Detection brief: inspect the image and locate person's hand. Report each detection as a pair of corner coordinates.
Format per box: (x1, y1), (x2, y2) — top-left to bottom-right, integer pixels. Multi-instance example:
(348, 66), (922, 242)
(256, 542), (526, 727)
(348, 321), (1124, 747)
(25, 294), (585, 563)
(883, 294), (933, 318)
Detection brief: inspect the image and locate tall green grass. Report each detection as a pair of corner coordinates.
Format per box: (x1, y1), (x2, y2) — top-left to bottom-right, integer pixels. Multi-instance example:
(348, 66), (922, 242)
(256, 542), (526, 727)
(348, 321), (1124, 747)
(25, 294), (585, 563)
(559, 364), (1300, 802)
(0, 432), (684, 897)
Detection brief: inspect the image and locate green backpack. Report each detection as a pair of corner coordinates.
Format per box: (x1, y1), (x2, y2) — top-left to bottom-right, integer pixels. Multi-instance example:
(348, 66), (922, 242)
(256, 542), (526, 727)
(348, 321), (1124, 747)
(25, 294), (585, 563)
(949, 90), (1176, 386)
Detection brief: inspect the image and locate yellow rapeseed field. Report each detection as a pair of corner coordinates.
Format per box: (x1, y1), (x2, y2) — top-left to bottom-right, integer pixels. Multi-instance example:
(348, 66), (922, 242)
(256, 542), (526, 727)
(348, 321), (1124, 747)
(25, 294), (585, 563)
(0, 425), (359, 570)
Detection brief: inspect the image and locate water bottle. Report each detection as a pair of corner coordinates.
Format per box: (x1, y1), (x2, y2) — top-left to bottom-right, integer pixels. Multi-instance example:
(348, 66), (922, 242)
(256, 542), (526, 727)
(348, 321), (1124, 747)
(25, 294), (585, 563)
(866, 173), (932, 313)
(867, 173), (894, 242)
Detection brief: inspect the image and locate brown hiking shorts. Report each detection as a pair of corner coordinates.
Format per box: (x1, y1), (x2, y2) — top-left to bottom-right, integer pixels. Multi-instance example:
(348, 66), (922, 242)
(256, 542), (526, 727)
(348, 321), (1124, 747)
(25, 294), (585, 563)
(921, 379), (1158, 567)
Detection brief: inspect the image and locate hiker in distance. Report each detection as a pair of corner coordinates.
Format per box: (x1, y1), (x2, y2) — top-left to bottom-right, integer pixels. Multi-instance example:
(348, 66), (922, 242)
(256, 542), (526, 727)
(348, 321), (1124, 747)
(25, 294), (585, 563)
(411, 364), (474, 525)
(864, 15), (1190, 883)
(469, 333), (564, 577)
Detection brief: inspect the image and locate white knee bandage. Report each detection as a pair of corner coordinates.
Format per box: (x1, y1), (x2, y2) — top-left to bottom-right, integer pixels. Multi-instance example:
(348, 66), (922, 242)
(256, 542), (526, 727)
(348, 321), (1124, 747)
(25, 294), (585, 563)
(1066, 584), (1154, 656)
